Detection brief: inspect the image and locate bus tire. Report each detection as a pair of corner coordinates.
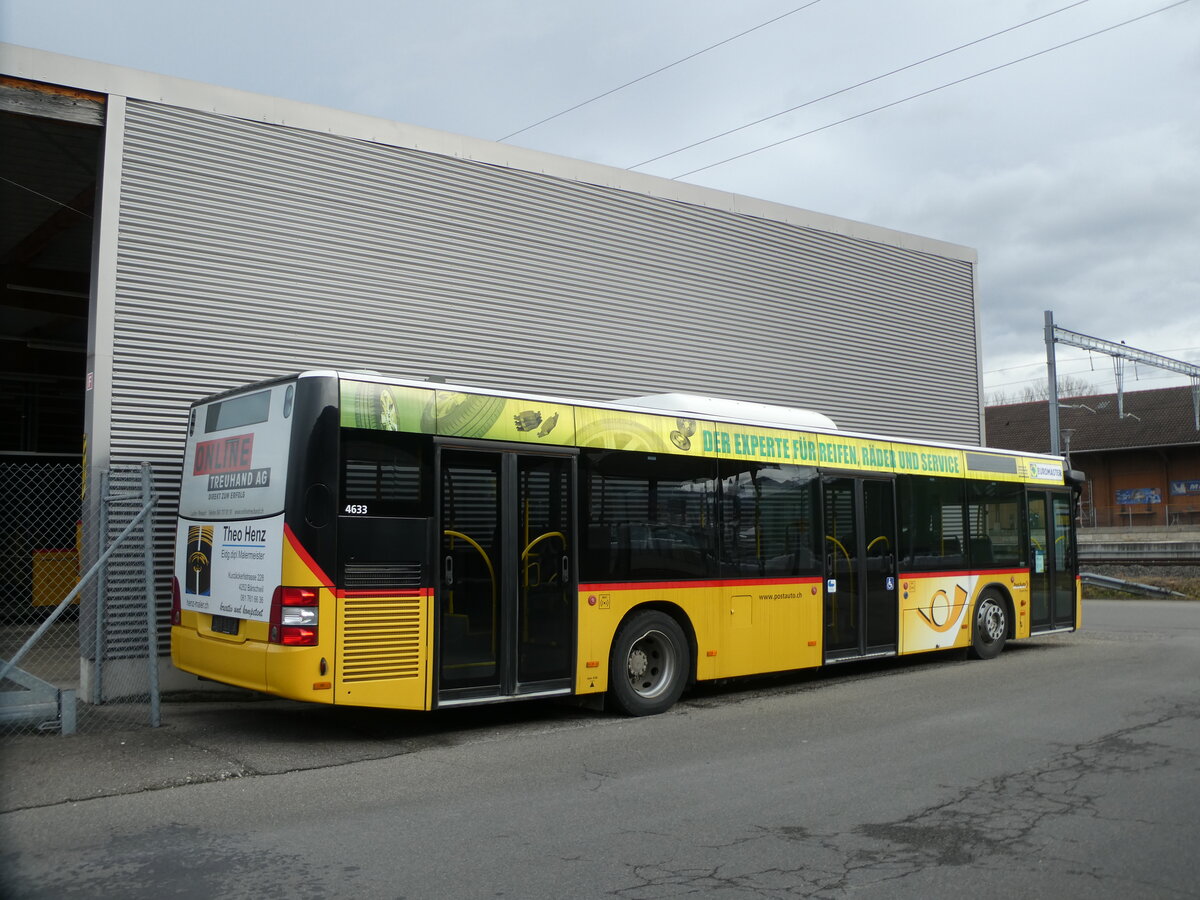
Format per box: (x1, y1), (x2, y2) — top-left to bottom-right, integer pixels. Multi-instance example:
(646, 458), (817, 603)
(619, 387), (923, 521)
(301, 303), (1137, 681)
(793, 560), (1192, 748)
(608, 610), (689, 716)
(970, 590), (1008, 660)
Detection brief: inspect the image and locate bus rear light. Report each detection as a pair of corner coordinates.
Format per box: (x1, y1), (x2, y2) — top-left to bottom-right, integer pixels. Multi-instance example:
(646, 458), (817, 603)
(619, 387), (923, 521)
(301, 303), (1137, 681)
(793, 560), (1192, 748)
(281, 586), (319, 606)
(170, 577), (182, 625)
(269, 586), (320, 646)
(279, 626), (318, 646)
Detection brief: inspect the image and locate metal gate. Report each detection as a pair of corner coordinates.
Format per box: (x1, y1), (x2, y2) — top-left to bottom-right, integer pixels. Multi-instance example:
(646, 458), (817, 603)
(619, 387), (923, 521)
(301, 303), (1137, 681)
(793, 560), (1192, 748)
(0, 462), (161, 735)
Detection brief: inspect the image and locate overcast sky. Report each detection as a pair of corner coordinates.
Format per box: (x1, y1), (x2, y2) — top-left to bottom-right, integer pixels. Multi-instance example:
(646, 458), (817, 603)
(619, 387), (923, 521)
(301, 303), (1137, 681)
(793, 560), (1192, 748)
(3, 0), (1197, 401)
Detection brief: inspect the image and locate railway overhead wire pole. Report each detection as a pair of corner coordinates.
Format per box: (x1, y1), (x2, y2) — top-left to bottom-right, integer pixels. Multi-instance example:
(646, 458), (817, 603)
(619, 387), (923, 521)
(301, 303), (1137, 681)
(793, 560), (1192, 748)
(1044, 310), (1200, 456)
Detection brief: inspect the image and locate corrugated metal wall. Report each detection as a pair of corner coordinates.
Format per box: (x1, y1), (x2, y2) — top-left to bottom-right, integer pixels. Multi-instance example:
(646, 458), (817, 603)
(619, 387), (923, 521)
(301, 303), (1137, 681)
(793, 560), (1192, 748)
(111, 100), (979, 645)
(113, 99), (979, 476)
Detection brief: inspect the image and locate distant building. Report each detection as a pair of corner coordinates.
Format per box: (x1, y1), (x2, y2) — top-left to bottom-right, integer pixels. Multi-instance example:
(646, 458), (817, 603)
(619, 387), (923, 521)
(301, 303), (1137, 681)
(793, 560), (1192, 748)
(986, 385), (1200, 528)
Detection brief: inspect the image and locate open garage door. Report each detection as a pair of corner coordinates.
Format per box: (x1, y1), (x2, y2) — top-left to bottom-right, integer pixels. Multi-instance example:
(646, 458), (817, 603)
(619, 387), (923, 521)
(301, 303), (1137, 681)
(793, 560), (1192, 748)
(1, 79), (102, 625)
(1, 77), (102, 458)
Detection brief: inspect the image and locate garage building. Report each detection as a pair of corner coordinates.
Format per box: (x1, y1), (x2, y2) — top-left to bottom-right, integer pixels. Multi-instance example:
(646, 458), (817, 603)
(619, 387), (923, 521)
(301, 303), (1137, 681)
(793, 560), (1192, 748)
(2, 44), (982, 691)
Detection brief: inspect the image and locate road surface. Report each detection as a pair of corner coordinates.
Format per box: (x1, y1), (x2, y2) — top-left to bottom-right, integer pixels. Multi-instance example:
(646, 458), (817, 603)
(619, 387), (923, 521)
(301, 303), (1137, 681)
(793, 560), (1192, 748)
(2, 600), (1197, 898)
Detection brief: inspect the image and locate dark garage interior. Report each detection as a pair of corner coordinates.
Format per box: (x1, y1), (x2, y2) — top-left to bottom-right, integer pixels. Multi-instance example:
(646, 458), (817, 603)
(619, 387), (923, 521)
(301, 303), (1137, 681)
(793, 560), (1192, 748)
(1, 77), (102, 459)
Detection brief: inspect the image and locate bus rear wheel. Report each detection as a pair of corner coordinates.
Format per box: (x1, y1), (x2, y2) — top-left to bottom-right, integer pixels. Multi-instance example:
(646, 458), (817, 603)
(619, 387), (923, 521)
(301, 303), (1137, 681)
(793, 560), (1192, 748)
(970, 591), (1008, 660)
(608, 610), (689, 716)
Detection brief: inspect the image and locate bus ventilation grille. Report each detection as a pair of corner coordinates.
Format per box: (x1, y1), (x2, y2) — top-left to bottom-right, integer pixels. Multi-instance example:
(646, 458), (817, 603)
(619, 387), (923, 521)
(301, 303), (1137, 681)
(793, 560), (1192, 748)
(343, 562), (422, 591)
(340, 594), (422, 682)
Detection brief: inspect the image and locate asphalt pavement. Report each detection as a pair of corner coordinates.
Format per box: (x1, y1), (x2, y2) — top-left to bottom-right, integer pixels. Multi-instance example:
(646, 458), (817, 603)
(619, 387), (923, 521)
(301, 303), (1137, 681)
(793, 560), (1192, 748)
(3, 596), (1197, 817)
(2, 599), (1198, 899)
(1, 687), (603, 814)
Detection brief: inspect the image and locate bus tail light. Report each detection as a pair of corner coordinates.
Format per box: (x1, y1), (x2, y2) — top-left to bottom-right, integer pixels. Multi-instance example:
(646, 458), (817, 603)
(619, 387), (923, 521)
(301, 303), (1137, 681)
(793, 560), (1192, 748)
(270, 586), (320, 646)
(170, 576), (182, 625)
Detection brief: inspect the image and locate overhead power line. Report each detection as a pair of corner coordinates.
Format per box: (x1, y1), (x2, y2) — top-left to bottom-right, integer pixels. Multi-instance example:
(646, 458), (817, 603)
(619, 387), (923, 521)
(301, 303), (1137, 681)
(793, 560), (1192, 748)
(629, 0), (1093, 171)
(984, 345), (1199, 377)
(671, 0), (1194, 179)
(987, 366), (1191, 393)
(496, 0), (824, 142)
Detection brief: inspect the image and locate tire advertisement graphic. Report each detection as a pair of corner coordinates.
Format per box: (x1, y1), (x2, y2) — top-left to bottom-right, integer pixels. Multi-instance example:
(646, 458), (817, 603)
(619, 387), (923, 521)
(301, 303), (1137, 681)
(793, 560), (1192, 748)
(340, 381), (432, 433)
(420, 392), (508, 437)
(424, 393), (576, 444)
(337, 379), (1061, 485)
(341, 379), (578, 446)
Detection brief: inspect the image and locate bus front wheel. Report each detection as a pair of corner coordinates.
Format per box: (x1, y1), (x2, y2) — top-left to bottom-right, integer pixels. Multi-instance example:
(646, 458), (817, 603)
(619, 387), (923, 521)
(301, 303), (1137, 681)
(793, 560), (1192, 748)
(970, 591), (1008, 660)
(607, 610), (689, 716)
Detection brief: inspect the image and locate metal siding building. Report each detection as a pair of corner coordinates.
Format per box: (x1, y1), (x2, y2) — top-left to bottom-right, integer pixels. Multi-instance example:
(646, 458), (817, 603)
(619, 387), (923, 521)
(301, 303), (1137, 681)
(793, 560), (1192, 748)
(109, 97), (980, 469)
(3, 46), (981, 652)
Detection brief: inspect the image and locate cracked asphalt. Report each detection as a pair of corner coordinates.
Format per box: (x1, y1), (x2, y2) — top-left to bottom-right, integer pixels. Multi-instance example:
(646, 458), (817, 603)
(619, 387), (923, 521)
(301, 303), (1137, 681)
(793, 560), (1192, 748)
(2, 598), (1197, 899)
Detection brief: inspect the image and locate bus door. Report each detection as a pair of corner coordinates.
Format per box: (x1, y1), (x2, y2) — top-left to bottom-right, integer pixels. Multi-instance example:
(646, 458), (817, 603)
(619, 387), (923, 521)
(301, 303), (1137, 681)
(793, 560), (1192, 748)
(1028, 489), (1076, 632)
(822, 477), (899, 662)
(436, 446), (576, 705)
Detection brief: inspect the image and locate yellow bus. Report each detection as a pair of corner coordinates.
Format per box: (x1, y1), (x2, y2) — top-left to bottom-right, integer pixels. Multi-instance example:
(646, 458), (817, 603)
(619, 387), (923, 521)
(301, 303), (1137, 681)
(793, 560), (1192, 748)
(171, 371), (1082, 715)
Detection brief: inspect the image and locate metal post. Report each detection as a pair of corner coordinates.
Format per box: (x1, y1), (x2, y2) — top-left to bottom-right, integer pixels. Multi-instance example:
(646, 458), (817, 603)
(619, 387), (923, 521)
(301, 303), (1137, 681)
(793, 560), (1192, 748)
(140, 464), (161, 727)
(59, 689), (76, 736)
(94, 469), (109, 705)
(1114, 357), (1126, 419)
(1045, 310), (1061, 456)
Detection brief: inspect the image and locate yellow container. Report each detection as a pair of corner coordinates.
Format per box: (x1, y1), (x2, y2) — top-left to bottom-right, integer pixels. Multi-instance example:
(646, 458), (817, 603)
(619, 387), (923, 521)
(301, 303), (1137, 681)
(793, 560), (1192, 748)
(31, 550), (79, 607)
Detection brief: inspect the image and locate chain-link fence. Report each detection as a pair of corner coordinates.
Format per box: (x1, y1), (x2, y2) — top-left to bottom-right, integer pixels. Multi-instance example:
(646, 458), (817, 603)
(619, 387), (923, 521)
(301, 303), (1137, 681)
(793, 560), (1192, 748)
(1, 462), (160, 736)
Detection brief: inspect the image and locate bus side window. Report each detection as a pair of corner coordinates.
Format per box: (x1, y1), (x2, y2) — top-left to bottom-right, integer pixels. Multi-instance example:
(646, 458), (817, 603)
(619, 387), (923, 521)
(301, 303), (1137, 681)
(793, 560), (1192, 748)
(718, 462), (819, 578)
(897, 475), (966, 570)
(340, 429), (430, 517)
(580, 449), (717, 581)
(966, 480), (1024, 568)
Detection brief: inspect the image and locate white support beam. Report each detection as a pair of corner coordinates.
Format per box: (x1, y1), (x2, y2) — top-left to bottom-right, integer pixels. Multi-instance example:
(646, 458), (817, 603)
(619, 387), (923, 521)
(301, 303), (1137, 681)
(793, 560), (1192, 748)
(1052, 324), (1200, 379)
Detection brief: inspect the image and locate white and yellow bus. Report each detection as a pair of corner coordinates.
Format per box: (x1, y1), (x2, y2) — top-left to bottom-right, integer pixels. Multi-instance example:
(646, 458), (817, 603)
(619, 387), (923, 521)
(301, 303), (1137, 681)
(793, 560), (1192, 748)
(172, 371), (1082, 715)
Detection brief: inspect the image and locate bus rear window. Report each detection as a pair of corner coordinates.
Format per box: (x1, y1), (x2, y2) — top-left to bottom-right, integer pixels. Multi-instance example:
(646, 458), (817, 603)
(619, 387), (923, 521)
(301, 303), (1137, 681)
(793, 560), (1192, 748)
(205, 390), (271, 433)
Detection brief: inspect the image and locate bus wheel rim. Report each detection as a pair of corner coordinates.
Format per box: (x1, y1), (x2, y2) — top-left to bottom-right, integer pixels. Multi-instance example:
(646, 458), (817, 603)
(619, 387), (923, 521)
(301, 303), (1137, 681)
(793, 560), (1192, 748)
(978, 600), (1005, 642)
(627, 629), (675, 699)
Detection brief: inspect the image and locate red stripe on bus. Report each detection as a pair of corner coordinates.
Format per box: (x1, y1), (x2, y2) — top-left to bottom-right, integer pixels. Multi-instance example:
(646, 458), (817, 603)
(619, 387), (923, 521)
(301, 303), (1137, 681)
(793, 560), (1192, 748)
(578, 577), (823, 592)
(284, 523), (333, 587)
(716, 576), (824, 587)
(336, 588), (431, 599)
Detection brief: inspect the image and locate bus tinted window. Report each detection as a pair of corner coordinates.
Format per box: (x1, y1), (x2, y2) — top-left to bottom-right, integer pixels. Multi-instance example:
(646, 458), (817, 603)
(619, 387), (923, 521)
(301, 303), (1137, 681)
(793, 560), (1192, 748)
(341, 430), (428, 517)
(898, 475), (966, 570)
(581, 450), (717, 581)
(205, 390), (271, 433)
(719, 462), (819, 578)
(967, 480), (1026, 567)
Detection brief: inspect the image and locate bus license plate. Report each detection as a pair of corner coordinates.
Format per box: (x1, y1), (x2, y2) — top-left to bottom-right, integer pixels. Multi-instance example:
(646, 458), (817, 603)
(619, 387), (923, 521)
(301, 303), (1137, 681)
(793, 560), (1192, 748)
(211, 614), (240, 635)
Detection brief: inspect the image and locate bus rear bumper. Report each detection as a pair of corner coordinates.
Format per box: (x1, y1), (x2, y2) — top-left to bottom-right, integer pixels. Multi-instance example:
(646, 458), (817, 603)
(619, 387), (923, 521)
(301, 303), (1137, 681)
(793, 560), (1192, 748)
(172, 625), (270, 693)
